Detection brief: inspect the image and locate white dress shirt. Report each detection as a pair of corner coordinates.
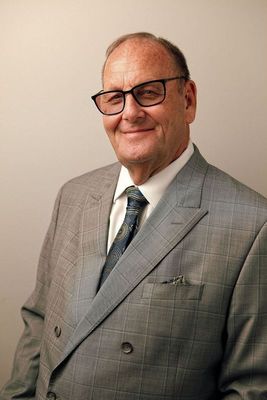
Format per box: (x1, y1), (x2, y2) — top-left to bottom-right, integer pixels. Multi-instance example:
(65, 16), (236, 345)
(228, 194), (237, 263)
(107, 141), (194, 251)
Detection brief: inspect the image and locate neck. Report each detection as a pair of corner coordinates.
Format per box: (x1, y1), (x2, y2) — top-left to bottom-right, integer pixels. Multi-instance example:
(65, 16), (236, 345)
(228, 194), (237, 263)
(127, 164), (155, 185)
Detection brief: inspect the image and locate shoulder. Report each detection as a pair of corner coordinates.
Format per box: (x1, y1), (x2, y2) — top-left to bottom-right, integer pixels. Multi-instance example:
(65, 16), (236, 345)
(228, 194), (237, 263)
(190, 146), (267, 231)
(56, 162), (121, 208)
(204, 163), (267, 210)
(191, 146), (267, 208)
(64, 162), (120, 189)
(201, 162), (267, 235)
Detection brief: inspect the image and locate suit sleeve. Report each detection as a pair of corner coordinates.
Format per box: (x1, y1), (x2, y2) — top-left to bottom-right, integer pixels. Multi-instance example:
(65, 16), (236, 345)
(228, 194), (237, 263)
(218, 222), (267, 399)
(0, 189), (62, 400)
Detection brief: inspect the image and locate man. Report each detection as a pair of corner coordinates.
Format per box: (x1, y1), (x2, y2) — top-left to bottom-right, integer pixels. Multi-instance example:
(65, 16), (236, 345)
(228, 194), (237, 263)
(1, 32), (267, 399)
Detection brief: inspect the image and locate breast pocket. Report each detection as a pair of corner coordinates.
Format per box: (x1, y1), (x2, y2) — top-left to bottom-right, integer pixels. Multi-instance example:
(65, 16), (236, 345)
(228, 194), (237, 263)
(142, 281), (204, 301)
(139, 281), (205, 342)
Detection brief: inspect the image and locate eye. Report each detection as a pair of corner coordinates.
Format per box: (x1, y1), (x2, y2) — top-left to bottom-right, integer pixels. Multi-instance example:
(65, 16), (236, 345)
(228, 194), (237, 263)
(141, 89), (157, 97)
(138, 88), (158, 98)
(104, 92), (124, 105)
(135, 83), (163, 100)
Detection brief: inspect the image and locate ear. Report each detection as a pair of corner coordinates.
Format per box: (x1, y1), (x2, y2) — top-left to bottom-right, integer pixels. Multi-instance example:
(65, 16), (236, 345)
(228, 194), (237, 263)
(184, 80), (197, 124)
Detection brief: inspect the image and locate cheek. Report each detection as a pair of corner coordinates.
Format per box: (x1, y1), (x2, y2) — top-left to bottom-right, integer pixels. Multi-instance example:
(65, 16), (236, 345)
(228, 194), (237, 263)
(103, 116), (120, 135)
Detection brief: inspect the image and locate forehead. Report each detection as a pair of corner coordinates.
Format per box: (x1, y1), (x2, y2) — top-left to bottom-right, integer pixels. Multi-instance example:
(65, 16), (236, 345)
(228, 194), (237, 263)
(103, 39), (177, 89)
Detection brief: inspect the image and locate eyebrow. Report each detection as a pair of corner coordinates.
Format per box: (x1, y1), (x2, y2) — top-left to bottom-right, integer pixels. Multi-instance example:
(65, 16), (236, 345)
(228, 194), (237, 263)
(103, 77), (161, 92)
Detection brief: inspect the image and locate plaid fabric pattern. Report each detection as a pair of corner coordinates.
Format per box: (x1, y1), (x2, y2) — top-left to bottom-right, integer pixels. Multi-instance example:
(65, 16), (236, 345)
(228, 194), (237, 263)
(1, 147), (267, 400)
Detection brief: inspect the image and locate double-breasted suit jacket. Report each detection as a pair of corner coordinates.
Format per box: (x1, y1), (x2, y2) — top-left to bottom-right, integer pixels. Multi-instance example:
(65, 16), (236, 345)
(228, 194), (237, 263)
(1, 147), (267, 399)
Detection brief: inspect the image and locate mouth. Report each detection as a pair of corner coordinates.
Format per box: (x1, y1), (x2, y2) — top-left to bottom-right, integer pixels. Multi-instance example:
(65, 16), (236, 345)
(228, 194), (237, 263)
(121, 128), (154, 134)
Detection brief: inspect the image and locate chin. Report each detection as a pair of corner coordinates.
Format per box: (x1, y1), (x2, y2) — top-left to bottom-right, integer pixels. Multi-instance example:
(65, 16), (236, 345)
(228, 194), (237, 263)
(118, 143), (157, 161)
(119, 151), (154, 165)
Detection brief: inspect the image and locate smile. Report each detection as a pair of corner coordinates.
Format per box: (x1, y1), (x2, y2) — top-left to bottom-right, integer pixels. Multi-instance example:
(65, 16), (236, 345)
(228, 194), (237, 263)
(122, 128), (154, 134)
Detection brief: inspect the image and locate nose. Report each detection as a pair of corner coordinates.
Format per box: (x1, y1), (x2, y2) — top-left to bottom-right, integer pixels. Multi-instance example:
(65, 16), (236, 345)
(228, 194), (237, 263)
(122, 93), (145, 122)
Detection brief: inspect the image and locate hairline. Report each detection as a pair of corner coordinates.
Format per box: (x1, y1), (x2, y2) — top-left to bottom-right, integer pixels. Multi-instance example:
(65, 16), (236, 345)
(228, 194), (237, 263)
(101, 32), (190, 85)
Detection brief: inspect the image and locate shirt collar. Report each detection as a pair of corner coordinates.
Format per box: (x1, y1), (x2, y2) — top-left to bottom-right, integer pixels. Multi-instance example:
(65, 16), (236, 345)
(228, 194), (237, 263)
(113, 140), (194, 208)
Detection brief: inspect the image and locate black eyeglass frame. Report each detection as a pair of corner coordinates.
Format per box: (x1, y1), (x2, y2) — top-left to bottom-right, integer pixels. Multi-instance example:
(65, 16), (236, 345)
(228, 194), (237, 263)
(91, 76), (187, 116)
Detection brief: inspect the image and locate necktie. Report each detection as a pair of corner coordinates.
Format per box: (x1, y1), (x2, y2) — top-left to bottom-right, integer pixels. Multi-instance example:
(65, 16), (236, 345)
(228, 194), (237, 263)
(98, 186), (148, 287)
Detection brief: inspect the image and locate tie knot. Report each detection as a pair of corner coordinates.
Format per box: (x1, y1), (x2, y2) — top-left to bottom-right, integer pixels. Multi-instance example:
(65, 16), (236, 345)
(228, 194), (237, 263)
(126, 186), (148, 209)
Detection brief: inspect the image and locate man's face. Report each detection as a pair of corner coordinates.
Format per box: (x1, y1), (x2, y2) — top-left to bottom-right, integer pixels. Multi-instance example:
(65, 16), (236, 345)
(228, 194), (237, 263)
(102, 39), (197, 183)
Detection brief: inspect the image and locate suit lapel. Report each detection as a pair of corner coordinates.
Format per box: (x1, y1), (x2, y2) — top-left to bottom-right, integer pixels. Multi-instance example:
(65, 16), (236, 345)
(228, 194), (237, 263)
(70, 163), (120, 320)
(58, 147), (209, 365)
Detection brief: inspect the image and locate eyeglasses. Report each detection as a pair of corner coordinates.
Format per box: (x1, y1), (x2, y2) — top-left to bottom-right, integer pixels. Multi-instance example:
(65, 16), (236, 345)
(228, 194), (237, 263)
(91, 76), (186, 116)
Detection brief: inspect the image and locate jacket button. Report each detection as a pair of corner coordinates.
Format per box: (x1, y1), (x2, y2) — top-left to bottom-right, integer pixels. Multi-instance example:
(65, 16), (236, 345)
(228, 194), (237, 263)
(121, 342), (133, 354)
(47, 392), (57, 400)
(54, 326), (61, 337)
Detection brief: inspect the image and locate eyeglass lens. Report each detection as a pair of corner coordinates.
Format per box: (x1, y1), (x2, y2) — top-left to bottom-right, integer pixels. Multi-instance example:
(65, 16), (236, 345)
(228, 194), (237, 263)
(96, 80), (165, 115)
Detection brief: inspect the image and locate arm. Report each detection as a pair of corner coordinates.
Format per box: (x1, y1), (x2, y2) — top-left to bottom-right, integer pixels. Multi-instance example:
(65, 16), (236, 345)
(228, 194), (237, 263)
(0, 190), (62, 400)
(219, 223), (267, 398)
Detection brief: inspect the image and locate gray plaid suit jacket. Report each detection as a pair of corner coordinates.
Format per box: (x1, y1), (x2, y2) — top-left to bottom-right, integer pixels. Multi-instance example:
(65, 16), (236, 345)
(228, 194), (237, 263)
(1, 147), (267, 399)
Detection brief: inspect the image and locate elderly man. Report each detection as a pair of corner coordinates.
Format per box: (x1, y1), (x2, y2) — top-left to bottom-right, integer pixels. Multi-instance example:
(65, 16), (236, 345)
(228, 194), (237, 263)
(1, 32), (267, 400)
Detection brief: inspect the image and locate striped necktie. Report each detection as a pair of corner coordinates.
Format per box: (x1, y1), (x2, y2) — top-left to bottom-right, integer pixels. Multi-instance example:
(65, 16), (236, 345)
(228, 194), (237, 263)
(98, 186), (148, 287)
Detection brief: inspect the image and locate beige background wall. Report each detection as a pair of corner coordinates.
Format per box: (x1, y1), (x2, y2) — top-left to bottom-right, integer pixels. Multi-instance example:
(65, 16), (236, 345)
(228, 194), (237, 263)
(0, 0), (266, 384)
